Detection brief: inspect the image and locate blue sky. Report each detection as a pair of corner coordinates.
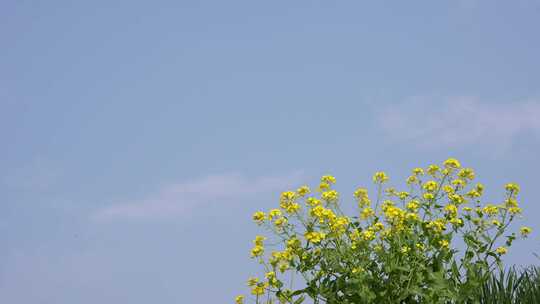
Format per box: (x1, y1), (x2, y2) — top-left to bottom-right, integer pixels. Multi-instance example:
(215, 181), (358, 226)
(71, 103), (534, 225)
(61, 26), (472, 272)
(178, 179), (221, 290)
(1, 1), (540, 303)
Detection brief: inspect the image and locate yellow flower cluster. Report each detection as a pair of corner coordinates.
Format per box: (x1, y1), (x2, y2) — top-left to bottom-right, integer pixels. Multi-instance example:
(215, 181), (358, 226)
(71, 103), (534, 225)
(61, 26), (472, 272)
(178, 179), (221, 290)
(239, 158), (532, 303)
(354, 187), (371, 208)
(305, 231), (326, 243)
(250, 235), (266, 258)
(373, 171), (389, 183)
(279, 191), (300, 214)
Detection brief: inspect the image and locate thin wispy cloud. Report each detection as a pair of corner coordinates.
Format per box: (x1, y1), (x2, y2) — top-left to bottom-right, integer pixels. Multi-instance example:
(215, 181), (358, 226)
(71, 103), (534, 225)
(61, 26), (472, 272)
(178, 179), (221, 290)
(376, 96), (540, 150)
(95, 171), (305, 220)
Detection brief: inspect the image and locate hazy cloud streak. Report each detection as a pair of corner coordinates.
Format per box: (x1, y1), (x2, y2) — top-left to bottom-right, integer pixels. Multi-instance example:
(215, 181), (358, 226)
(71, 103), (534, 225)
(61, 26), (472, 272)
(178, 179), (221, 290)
(95, 171), (305, 220)
(376, 97), (540, 150)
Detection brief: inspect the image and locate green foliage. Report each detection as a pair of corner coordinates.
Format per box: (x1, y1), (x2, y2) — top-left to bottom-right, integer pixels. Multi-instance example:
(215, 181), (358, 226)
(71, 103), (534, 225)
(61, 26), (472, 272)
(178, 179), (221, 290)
(479, 266), (540, 304)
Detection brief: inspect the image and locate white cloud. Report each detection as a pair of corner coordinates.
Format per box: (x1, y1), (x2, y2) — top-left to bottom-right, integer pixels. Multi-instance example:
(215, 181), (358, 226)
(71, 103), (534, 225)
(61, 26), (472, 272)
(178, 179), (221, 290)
(376, 96), (540, 150)
(94, 171), (305, 220)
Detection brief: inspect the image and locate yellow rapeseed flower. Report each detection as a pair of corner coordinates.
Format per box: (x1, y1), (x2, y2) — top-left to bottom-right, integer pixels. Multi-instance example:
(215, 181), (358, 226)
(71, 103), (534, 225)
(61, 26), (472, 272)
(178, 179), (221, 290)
(444, 204), (458, 216)
(235, 295), (245, 304)
(400, 246), (410, 254)
(458, 168), (475, 180)
(423, 193), (435, 200)
(247, 277), (259, 286)
(296, 185), (310, 197)
(509, 207), (522, 214)
(322, 190), (339, 202)
(321, 175), (336, 184)
(406, 175), (418, 184)
(253, 235), (266, 246)
(451, 179), (466, 188)
(306, 197), (321, 206)
(305, 231), (326, 243)
(439, 239), (449, 249)
(361, 207), (375, 219)
(373, 171), (389, 183)
(413, 168), (424, 175)
(427, 165), (440, 175)
(406, 200), (420, 211)
(505, 183), (520, 194)
(520, 226), (532, 237)
(423, 181), (438, 192)
(251, 282), (268, 296)
(482, 204), (499, 217)
(253, 211), (266, 224)
(496, 246), (508, 255)
(443, 158), (461, 169)
(268, 209), (282, 220)
(362, 229), (376, 241)
(274, 217), (287, 228)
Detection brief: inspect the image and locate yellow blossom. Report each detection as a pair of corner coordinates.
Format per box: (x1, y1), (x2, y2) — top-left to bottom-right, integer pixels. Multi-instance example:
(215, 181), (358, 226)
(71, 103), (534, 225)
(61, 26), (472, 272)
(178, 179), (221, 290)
(451, 179), (466, 188)
(265, 271), (278, 287)
(253, 235), (266, 246)
(505, 183), (520, 194)
(280, 191), (296, 203)
(305, 231), (326, 243)
(450, 217), (463, 226)
(423, 181), (438, 192)
(253, 211), (266, 224)
(373, 171), (389, 183)
(427, 165), (440, 175)
(373, 222), (385, 231)
(449, 194), (465, 204)
(296, 185), (311, 197)
(492, 219), (502, 227)
(443, 158), (461, 169)
(423, 193), (435, 200)
(483, 204), (499, 216)
(322, 190), (339, 202)
(355, 188), (371, 208)
(407, 200), (420, 211)
(268, 209), (282, 220)
(400, 246), (410, 254)
(444, 204), (458, 216)
(520, 226), (532, 237)
(361, 207), (375, 219)
(362, 229), (376, 241)
(321, 175), (336, 184)
(509, 207), (522, 214)
(406, 212), (419, 221)
(306, 197), (321, 206)
(274, 217), (287, 228)
(427, 219), (447, 233)
(354, 188), (368, 199)
(443, 185), (455, 194)
(439, 239), (449, 249)
(251, 245), (264, 257)
(458, 168), (475, 180)
(413, 168), (424, 175)
(251, 282), (268, 296)
(235, 295), (245, 304)
(247, 277), (259, 286)
(398, 191), (409, 200)
(496, 246), (508, 255)
(406, 175), (418, 184)
(505, 198), (519, 208)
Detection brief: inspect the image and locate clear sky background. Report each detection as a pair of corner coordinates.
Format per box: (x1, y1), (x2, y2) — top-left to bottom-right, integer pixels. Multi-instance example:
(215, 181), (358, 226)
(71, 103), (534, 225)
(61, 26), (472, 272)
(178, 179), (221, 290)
(2, 1), (540, 303)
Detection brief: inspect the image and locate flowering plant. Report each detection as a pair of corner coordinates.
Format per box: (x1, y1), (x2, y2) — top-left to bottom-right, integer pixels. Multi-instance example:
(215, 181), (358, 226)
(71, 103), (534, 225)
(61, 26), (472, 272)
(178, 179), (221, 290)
(236, 159), (532, 304)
